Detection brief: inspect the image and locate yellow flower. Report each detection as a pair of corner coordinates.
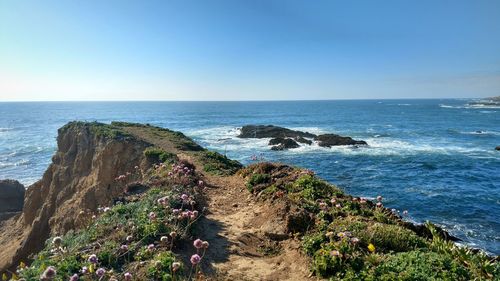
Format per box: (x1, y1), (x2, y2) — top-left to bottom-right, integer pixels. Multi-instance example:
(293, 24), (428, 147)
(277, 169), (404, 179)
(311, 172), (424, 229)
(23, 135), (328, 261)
(2, 273), (8, 281)
(19, 261), (26, 268)
(368, 243), (376, 253)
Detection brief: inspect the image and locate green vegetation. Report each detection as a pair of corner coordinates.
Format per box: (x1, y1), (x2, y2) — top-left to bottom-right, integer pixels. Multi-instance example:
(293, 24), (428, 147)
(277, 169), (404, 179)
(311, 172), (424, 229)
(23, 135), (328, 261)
(144, 147), (178, 164)
(246, 173), (271, 192)
(199, 151), (243, 176)
(59, 121), (133, 140)
(16, 160), (207, 281)
(242, 162), (499, 280)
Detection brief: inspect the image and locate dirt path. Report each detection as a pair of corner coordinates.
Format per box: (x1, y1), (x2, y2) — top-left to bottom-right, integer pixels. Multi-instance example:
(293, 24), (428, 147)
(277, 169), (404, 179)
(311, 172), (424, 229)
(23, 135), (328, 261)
(124, 126), (313, 281)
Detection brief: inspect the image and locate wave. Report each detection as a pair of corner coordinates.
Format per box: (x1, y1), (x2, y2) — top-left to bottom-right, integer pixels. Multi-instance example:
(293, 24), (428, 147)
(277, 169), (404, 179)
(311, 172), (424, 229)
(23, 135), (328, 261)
(187, 126), (496, 158)
(0, 127), (13, 133)
(440, 104), (500, 110)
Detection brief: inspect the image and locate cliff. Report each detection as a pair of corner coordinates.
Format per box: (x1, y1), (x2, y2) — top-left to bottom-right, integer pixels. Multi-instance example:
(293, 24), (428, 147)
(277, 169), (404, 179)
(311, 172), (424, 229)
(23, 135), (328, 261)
(0, 122), (497, 280)
(0, 122), (151, 272)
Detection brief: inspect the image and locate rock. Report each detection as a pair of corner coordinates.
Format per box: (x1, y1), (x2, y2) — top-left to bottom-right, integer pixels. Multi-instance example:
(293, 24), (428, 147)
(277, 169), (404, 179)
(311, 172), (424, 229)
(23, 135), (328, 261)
(496, 146), (500, 151)
(238, 125), (316, 139)
(295, 136), (312, 145)
(0, 180), (25, 221)
(269, 138), (300, 150)
(315, 134), (367, 147)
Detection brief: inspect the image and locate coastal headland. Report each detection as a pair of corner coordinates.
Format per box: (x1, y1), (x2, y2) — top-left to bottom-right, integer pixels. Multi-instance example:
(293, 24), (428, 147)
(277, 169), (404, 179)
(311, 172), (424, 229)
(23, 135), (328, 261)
(0, 122), (497, 280)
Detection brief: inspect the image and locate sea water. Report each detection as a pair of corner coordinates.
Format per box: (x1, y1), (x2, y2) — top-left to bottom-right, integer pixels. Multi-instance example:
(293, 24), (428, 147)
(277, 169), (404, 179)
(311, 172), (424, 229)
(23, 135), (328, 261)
(0, 99), (498, 254)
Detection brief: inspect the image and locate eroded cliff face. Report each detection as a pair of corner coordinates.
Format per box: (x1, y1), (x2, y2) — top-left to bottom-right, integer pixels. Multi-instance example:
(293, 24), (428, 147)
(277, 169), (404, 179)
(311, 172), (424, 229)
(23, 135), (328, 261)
(0, 122), (152, 271)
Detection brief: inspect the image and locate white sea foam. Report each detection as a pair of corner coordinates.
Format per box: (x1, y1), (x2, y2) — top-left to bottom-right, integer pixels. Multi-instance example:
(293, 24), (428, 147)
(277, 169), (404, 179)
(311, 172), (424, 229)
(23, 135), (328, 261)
(188, 126), (496, 158)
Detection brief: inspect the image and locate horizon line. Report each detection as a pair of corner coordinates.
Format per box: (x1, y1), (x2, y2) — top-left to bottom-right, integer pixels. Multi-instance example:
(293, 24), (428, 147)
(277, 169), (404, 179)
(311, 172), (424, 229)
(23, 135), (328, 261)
(0, 97), (480, 103)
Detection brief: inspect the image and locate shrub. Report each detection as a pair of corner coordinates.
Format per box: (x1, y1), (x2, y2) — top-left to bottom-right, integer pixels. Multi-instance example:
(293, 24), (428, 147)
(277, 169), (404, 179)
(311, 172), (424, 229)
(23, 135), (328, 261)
(144, 147), (178, 164)
(200, 151), (243, 175)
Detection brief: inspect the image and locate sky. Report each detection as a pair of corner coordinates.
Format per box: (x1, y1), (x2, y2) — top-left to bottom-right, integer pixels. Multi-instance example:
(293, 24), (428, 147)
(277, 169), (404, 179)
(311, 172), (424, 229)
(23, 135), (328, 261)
(1, 0), (499, 101)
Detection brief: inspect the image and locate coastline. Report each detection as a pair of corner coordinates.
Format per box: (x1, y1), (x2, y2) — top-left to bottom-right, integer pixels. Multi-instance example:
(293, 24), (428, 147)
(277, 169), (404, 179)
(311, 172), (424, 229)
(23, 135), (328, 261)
(0, 121), (497, 280)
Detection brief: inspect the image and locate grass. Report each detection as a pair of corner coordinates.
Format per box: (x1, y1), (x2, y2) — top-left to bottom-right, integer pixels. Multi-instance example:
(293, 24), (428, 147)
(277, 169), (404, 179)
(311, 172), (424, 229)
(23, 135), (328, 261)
(241, 162), (499, 280)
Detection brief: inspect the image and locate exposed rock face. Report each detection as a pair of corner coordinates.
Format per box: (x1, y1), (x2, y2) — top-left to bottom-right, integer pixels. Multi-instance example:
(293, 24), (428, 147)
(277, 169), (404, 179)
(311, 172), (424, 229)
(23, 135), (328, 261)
(269, 138), (300, 150)
(0, 122), (152, 271)
(239, 125), (367, 150)
(314, 134), (367, 147)
(239, 125), (316, 139)
(0, 180), (25, 221)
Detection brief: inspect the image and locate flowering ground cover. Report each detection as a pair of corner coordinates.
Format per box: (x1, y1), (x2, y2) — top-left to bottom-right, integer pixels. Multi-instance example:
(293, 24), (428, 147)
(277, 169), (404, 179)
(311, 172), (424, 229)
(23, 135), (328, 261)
(15, 160), (210, 281)
(241, 162), (499, 280)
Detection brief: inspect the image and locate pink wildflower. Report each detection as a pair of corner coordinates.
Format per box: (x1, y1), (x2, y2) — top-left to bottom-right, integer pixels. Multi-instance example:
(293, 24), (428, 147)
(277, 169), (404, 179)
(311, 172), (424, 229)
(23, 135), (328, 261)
(41, 266), (56, 279)
(88, 254), (98, 264)
(69, 273), (79, 281)
(95, 268), (105, 277)
(193, 239), (203, 249)
(124, 272), (132, 281)
(190, 254), (201, 265)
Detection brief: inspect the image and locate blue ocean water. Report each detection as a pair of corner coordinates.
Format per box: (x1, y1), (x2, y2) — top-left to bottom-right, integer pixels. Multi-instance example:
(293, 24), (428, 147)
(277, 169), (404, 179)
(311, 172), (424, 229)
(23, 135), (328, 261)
(0, 99), (498, 254)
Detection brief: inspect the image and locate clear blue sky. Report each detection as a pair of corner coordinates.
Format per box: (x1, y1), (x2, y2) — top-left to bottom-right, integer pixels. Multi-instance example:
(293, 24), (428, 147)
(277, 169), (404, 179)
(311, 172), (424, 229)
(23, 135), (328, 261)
(1, 0), (499, 101)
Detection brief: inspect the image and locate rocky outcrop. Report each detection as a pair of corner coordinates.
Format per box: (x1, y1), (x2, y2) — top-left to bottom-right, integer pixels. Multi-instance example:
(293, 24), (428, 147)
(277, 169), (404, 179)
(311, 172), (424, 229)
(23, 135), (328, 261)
(314, 134), (367, 147)
(269, 138), (300, 150)
(0, 122), (152, 271)
(239, 125), (367, 150)
(0, 180), (25, 221)
(495, 146), (500, 151)
(239, 125), (316, 139)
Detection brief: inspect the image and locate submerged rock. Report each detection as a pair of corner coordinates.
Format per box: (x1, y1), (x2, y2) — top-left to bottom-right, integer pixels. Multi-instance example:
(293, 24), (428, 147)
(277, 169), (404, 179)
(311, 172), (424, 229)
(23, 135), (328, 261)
(0, 179), (25, 221)
(238, 125), (316, 139)
(269, 137), (300, 150)
(496, 146), (500, 151)
(315, 134), (367, 147)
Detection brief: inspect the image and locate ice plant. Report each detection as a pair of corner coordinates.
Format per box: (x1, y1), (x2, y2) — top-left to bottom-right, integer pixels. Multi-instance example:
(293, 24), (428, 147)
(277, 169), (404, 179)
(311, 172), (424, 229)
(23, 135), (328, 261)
(124, 272), (132, 280)
(202, 241), (209, 249)
(147, 244), (155, 251)
(403, 210), (409, 215)
(181, 194), (189, 201)
(376, 195), (383, 201)
(190, 254), (201, 265)
(120, 244), (129, 251)
(69, 273), (79, 281)
(376, 202), (383, 208)
(126, 235), (133, 242)
(81, 267), (88, 274)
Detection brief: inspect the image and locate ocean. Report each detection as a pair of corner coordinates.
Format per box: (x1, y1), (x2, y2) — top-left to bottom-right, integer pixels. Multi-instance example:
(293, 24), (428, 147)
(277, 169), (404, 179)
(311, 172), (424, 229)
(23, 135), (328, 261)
(0, 99), (498, 254)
